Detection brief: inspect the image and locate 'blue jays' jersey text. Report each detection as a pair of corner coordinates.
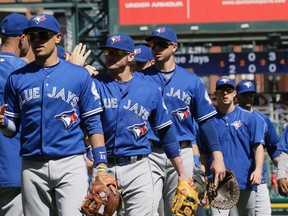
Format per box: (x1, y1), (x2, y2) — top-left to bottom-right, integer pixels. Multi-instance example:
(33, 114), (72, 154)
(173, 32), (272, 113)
(4, 60), (103, 158)
(94, 74), (172, 156)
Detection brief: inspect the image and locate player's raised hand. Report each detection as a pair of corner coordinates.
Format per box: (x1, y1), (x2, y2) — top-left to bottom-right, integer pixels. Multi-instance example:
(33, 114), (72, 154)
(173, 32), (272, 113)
(67, 43), (91, 66)
(0, 104), (8, 127)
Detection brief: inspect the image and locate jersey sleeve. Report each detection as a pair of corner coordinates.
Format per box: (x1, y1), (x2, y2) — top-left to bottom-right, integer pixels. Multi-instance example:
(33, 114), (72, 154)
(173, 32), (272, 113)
(191, 77), (216, 122)
(278, 125), (288, 154)
(150, 87), (172, 130)
(247, 112), (265, 146)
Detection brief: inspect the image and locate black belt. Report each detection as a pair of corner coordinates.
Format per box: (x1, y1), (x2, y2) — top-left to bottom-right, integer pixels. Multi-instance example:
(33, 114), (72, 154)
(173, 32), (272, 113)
(107, 155), (147, 166)
(151, 140), (191, 149)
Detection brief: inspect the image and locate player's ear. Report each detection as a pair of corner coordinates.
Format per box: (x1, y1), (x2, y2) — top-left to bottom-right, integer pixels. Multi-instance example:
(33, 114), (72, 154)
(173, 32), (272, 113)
(55, 33), (62, 43)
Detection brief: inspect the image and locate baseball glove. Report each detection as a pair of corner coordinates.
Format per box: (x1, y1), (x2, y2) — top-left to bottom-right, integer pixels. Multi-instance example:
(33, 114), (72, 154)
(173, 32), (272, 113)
(80, 174), (120, 216)
(171, 171), (207, 216)
(207, 169), (240, 210)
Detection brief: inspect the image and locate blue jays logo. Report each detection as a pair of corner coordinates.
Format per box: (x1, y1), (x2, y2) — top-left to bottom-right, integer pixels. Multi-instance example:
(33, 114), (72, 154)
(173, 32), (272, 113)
(231, 120), (242, 130)
(172, 107), (190, 123)
(110, 36), (121, 44)
(243, 81), (253, 88)
(33, 15), (46, 24)
(219, 77), (231, 84)
(155, 27), (166, 35)
(127, 122), (147, 141)
(54, 109), (78, 130)
(134, 48), (142, 54)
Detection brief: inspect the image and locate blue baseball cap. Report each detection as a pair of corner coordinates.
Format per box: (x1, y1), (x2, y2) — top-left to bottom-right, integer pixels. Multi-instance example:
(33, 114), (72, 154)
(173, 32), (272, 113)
(24, 14), (60, 34)
(216, 77), (235, 89)
(145, 26), (177, 43)
(99, 33), (134, 53)
(57, 45), (66, 60)
(134, 45), (153, 62)
(236, 80), (256, 93)
(0, 13), (29, 36)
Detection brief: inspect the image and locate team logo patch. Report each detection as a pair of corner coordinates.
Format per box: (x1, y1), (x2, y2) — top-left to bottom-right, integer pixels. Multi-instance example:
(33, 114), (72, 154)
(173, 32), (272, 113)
(231, 120), (242, 130)
(54, 109), (78, 130)
(219, 77), (231, 83)
(91, 81), (100, 101)
(134, 48), (142, 54)
(172, 106), (190, 123)
(243, 81), (253, 88)
(33, 15), (46, 24)
(127, 122), (147, 141)
(155, 27), (166, 35)
(110, 36), (121, 44)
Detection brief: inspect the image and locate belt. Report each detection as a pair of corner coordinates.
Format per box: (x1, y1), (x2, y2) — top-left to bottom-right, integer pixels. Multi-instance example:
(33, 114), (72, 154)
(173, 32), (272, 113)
(107, 155), (147, 166)
(151, 140), (191, 149)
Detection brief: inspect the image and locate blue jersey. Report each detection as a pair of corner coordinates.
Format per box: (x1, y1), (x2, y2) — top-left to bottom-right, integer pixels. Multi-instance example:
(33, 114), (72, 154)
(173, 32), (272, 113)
(0, 52), (27, 187)
(252, 109), (280, 183)
(278, 125), (288, 154)
(212, 106), (265, 191)
(94, 73), (172, 156)
(136, 65), (216, 142)
(4, 60), (103, 158)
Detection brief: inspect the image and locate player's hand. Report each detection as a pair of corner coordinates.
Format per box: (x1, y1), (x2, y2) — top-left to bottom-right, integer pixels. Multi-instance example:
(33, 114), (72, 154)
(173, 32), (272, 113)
(278, 178), (288, 197)
(250, 169), (262, 185)
(84, 154), (94, 176)
(84, 64), (99, 77)
(210, 151), (226, 184)
(0, 104), (8, 127)
(67, 43), (91, 66)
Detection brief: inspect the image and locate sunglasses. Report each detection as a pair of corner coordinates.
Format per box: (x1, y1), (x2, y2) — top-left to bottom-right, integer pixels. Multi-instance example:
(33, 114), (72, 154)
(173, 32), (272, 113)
(27, 31), (56, 41)
(149, 41), (173, 49)
(216, 88), (235, 94)
(104, 49), (129, 56)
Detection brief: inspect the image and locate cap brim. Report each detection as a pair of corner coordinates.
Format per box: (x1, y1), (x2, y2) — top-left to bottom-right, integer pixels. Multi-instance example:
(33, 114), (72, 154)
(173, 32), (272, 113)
(24, 27), (57, 34)
(145, 35), (169, 42)
(216, 84), (235, 89)
(238, 90), (256, 94)
(134, 57), (150, 62)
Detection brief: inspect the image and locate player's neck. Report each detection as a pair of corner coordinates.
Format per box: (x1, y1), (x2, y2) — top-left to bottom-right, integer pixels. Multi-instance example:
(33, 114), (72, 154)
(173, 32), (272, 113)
(218, 103), (235, 114)
(154, 58), (176, 72)
(109, 68), (133, 83)
(0, 43), (20, 56)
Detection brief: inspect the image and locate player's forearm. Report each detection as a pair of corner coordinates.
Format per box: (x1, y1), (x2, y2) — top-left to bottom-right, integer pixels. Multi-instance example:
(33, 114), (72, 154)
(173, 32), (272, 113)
(254, 143), (264, 173)
(277, 152), (288, 180)
(0, 116), (17, 137)
(90, 133), (107, 167)
(158, 126), (181, 158)
(169, 156), (188, 181)
(198, 118), (221, 152)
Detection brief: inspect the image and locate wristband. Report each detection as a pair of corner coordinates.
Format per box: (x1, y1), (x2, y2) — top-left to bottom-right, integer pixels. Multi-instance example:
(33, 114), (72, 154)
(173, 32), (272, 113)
(96, 166), (107, 173)
(92, 146), (107, 166)
(193, 155), (201, 171)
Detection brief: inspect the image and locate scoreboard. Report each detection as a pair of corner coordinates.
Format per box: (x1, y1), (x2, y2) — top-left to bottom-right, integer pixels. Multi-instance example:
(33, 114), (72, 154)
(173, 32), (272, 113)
(175, 51), (288, 75)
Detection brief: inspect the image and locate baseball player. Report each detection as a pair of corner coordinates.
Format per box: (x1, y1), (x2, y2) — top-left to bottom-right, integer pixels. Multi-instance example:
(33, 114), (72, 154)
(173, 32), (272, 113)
(136, 26), (226, 216)
(132, 44), (154, 71)
(92, 33), (189, 215)
(0, 12), (30, 216)
(277, 124), (288, 197)
(207, 77), (265, 216)
(236, 80), (280, 216)
(0, 14), (105, 216)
